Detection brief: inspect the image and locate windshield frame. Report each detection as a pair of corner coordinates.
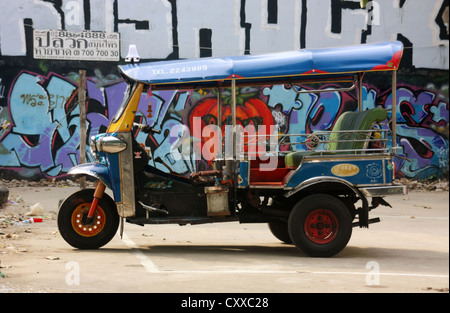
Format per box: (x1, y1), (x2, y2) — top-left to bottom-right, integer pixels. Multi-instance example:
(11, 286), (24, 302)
(111, 82), (139, 124)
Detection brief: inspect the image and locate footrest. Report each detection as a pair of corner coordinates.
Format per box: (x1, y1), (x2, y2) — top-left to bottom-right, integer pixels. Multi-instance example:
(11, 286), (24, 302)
(352, 217), (380, 227)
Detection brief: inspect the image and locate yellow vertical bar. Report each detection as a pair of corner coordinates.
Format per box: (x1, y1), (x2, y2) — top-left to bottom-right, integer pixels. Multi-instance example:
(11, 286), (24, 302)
(108, 83), (144, 133)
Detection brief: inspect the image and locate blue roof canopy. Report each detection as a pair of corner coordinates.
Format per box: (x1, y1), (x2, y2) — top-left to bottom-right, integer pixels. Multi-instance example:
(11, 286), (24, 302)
(118, 41), (403, 89)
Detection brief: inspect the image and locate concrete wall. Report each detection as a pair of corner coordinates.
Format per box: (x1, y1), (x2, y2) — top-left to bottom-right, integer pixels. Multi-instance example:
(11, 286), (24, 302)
(0, 0), (448, 180)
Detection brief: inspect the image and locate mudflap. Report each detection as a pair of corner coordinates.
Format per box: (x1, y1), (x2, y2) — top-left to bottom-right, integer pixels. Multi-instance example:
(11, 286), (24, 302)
(351, 197), (392, 227)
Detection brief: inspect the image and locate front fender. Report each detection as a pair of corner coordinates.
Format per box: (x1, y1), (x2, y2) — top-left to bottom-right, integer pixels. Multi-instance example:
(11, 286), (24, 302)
(68, 163), (112, 190)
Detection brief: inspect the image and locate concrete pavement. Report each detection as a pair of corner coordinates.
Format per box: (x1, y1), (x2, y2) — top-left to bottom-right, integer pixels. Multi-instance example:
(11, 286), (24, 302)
(0, 183), (448, 293)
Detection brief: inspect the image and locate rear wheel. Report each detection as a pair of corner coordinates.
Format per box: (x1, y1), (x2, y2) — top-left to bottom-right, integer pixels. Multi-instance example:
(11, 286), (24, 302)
(288, 194), (352, 257)
(58, 189), (119, 249)
(268, 220), (292, 244)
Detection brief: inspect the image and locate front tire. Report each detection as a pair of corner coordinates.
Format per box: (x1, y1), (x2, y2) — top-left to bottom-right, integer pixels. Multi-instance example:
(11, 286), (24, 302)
(58, 189), (119, 249)
(288, 194), (352, 257)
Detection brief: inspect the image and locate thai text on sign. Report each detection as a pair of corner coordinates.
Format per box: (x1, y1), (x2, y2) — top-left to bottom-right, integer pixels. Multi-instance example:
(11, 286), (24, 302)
(33, 30), (120, 61)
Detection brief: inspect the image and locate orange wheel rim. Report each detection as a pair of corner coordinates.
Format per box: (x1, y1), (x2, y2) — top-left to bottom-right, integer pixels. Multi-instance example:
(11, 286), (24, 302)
(71, 203), (106, 237)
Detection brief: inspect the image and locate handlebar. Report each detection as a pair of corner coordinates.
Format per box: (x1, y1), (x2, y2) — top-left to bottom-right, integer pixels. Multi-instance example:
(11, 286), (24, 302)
(133, 123), (161, 134)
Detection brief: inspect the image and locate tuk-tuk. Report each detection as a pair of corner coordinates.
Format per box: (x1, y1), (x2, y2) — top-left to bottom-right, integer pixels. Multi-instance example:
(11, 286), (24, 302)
(58, 41), (407, 257)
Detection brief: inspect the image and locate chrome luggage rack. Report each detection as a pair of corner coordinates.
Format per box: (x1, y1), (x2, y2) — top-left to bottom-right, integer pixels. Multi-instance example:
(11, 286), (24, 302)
(281, 128), (391, 155)
(240, 127), (391, 158)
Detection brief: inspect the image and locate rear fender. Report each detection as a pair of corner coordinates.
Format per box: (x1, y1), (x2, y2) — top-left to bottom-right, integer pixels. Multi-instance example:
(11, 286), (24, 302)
(285, 176), (360, 199)
(285, 176), (370, 227)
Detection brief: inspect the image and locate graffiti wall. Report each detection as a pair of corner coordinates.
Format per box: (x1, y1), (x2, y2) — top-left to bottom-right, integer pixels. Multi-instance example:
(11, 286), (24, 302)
(0, 0), (448, 180)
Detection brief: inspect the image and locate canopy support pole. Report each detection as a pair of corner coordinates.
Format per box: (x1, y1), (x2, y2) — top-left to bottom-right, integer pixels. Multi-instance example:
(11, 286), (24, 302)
(392, 70), (398, 151)
(222, 79), (237, 181)
(231, 79), (237, 159)
(358, 73), (364, 111)
(217, 82), (223, 159)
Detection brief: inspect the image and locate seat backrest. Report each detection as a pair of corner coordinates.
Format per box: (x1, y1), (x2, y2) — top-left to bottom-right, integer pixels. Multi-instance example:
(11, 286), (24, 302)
(327, 107), (388, 152)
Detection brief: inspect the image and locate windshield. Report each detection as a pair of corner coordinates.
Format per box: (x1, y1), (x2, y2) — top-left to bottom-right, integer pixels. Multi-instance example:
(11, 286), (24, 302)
(112, 83), (139, 123)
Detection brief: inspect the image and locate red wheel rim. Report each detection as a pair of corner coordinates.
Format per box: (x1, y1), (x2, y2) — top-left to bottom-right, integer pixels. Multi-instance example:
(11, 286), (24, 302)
(304, 209), (339, 244)
(71, 203), (106, 237)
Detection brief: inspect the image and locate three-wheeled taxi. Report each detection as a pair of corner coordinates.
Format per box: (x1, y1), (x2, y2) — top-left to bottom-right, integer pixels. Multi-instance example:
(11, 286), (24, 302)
(58, 41), (407, 257)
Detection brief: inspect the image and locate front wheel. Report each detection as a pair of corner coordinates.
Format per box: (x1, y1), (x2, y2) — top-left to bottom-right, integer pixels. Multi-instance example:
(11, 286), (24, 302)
(288, 194), (352, 257)
(58, 189), (119, 249)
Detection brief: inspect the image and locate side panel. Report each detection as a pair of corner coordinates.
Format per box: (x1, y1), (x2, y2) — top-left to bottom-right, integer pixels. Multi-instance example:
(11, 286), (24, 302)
(285, 155), (393, 188)
(135, 168), (209, 217)
(238, 160), (249, 188)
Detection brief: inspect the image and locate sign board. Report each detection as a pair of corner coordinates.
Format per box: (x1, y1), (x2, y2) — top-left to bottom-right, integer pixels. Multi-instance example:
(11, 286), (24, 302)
(33, 30), (120, 61)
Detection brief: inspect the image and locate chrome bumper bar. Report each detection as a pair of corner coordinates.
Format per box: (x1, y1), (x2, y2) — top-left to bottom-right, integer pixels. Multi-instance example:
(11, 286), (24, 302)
(359, 185), (407, 197)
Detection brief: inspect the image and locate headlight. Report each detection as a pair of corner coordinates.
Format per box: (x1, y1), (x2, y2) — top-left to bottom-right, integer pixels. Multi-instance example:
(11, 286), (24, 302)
(96, 135), (127, 153)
